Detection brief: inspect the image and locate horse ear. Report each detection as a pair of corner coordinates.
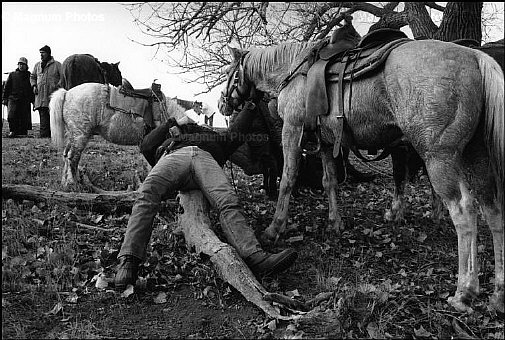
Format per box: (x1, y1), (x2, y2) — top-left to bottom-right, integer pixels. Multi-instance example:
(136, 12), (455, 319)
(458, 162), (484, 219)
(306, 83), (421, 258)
(227, 45), (242, 62)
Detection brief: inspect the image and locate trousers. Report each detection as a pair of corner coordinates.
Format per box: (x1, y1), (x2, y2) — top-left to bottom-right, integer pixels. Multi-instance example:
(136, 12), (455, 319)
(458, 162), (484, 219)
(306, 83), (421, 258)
(37, 107), (51, 138)
(118, 146), (262, 260)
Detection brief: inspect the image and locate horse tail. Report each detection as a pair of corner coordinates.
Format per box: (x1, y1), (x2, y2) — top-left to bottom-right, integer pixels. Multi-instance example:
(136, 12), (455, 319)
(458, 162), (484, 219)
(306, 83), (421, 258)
(478, 51), (504, 208)
(49, 88), (68, 150)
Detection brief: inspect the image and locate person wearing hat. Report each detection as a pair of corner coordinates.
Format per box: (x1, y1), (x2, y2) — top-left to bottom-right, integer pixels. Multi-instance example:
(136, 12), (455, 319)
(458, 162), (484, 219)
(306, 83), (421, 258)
(2, 57), (35, 137)
(30, 45), (62, 138)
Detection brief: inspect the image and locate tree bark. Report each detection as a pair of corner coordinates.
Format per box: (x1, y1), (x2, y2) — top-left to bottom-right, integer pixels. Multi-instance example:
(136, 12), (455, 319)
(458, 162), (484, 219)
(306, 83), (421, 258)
(177, 190), (294, 320)
(1, 184), (177, 214)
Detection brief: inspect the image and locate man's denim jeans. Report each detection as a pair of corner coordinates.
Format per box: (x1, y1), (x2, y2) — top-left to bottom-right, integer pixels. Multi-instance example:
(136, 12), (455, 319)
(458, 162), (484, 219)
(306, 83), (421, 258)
(119, 146), (262, 260)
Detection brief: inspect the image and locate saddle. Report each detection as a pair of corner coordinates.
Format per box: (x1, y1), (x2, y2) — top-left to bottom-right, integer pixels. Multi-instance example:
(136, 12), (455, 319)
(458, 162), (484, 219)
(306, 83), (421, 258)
(119, 81), (164, 102)
(303, 19), (410, 156)
(109, 83), (160, 129)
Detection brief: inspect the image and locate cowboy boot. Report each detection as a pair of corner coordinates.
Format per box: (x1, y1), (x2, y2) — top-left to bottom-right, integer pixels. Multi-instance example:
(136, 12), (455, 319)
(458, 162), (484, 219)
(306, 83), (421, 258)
(114, 255), (142, 290)
(245, 248), (298, 277)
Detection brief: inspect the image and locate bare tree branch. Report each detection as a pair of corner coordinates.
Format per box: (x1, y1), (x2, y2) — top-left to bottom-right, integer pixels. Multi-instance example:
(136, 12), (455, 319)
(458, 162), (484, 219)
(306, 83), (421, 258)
(122, 2), (499, 93)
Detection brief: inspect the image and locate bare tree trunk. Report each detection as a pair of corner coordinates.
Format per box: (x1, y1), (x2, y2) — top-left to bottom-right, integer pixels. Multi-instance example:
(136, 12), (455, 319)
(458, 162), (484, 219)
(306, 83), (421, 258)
(435, 2), (483, 42)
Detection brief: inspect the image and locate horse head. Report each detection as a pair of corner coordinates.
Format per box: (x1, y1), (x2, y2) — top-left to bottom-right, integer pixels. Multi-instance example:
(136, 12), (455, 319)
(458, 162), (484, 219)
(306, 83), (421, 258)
(218, 46), (259, 117)
(193, 101), (203, 115)
(100, 61), (122, 87)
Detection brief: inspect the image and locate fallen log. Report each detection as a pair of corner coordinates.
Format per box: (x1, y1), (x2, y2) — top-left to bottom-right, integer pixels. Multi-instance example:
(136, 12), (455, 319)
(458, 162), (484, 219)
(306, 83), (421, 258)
(178, 190), (296, 320)
(2, 184), (177, 214)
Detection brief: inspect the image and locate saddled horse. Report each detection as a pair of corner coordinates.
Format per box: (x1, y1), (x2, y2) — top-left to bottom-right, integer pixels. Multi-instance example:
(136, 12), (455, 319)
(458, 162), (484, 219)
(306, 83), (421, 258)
(219, 27), (504, 313)
(49, 82), (186, 189)
(59, 54), (122, 90)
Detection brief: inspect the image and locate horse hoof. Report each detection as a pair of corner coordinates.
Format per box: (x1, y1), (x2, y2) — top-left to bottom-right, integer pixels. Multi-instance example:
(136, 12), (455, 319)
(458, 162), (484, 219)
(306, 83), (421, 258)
(489, 292), (504, 314)
(448, 294), (474, 314)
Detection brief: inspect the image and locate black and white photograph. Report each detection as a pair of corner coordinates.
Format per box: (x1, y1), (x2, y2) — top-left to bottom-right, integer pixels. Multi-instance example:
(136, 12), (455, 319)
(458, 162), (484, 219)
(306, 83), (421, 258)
(2, 2), (504, 339)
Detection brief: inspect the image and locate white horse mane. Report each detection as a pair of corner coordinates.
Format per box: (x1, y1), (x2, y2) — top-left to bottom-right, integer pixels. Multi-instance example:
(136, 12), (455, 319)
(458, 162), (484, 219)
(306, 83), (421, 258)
(244, 41), (316, 89)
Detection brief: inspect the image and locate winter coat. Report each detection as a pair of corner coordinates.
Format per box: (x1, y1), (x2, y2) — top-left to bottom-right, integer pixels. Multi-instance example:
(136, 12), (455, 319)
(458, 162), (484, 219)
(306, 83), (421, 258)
(30, 57), (62, 110)
(3, 69), (34, 104)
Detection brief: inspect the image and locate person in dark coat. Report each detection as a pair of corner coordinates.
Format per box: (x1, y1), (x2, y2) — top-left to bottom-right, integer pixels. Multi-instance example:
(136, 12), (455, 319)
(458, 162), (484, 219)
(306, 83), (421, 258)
(2, 57), (34, 137)
(30, 45), (62, 138)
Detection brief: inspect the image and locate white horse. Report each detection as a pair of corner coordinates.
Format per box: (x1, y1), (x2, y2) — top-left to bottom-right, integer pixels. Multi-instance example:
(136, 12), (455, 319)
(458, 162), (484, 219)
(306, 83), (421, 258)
(49, 82), (187, 189)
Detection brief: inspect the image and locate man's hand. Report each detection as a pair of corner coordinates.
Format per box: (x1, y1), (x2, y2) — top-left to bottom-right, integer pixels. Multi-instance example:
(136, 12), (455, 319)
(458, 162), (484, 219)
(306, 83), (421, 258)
(2, 100), (8, 106)
(33, 86), (38, 95)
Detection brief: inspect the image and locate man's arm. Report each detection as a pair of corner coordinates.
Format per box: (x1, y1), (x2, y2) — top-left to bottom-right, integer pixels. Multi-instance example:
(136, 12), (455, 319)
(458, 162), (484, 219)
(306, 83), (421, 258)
(140, 119), (175, 166)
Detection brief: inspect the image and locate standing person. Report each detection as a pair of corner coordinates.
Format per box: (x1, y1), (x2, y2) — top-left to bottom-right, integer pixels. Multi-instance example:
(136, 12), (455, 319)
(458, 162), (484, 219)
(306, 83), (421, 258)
(115, 100), (298, 290)
(2, 57), (34, 137)
(30, 45), (62, 138)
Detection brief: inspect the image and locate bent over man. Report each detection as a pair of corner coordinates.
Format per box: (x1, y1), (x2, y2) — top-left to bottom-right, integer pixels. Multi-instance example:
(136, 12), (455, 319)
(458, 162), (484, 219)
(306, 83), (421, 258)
(115, 100), (297, 290)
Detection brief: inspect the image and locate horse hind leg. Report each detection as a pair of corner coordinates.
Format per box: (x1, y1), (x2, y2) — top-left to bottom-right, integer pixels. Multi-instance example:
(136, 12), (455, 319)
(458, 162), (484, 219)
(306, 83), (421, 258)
(320, 145), (343, 233)
(426, 158), (479, 312)
(65, 134), (90, 190)
(481, 202), (504, 313)
(384, 146), (409, 223)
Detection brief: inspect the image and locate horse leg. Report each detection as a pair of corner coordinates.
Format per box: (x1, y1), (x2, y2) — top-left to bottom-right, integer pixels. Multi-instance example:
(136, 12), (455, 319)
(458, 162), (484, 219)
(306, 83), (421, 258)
(320, 144), (343, 233)
(384, 146), (408, 222)
(263, 124), (302, 242)
(481, 203), (504, 313)
(67, 134), (91, 189)
(426, 158), (479, 312)
(430, 184), (446, 221)
(61, 143), (72, 188)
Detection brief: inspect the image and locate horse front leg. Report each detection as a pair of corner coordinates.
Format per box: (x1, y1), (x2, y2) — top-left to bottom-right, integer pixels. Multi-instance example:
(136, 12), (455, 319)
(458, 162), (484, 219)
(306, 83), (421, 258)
(320, 145), (343, 233)
(263, 124), (302, 242)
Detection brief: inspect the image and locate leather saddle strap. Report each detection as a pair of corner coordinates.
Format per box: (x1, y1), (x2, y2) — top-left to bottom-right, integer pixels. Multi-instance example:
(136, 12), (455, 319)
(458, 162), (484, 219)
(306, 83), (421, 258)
(333, 55), (349, 158)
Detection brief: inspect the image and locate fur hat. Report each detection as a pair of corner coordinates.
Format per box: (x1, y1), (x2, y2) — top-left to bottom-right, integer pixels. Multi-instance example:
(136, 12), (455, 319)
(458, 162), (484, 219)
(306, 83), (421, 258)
(18, 57), (28, 65)
(39, 45), (51, 54)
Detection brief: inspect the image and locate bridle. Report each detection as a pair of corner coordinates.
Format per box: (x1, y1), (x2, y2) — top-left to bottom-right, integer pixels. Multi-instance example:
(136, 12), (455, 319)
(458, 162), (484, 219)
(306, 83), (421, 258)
(220, 54), (254, 115)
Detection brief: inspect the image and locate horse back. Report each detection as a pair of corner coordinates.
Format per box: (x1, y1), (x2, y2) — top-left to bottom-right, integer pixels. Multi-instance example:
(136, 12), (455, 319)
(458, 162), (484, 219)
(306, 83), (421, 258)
(330, 40), (484, 155)
(61, 54), (105, 90)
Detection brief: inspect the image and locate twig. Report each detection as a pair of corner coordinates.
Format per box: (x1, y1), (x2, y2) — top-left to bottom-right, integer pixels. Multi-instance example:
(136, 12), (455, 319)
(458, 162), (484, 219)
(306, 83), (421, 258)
(68, 221), (114, 232)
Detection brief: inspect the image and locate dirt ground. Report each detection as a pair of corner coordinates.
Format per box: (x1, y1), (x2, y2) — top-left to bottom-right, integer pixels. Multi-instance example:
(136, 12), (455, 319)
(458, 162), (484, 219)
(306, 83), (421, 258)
(2, 122), (504, 339)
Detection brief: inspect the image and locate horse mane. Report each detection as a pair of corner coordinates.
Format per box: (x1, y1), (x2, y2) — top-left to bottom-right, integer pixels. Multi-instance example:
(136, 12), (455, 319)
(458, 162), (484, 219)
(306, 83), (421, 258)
(244, 41), (316, 87)
(166, 99), (188, 120)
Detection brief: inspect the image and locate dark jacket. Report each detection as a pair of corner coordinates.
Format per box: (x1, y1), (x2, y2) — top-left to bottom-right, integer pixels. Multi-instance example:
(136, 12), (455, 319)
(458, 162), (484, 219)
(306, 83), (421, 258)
(141, 101), (258, 167)
(3, 69), (34, 103)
